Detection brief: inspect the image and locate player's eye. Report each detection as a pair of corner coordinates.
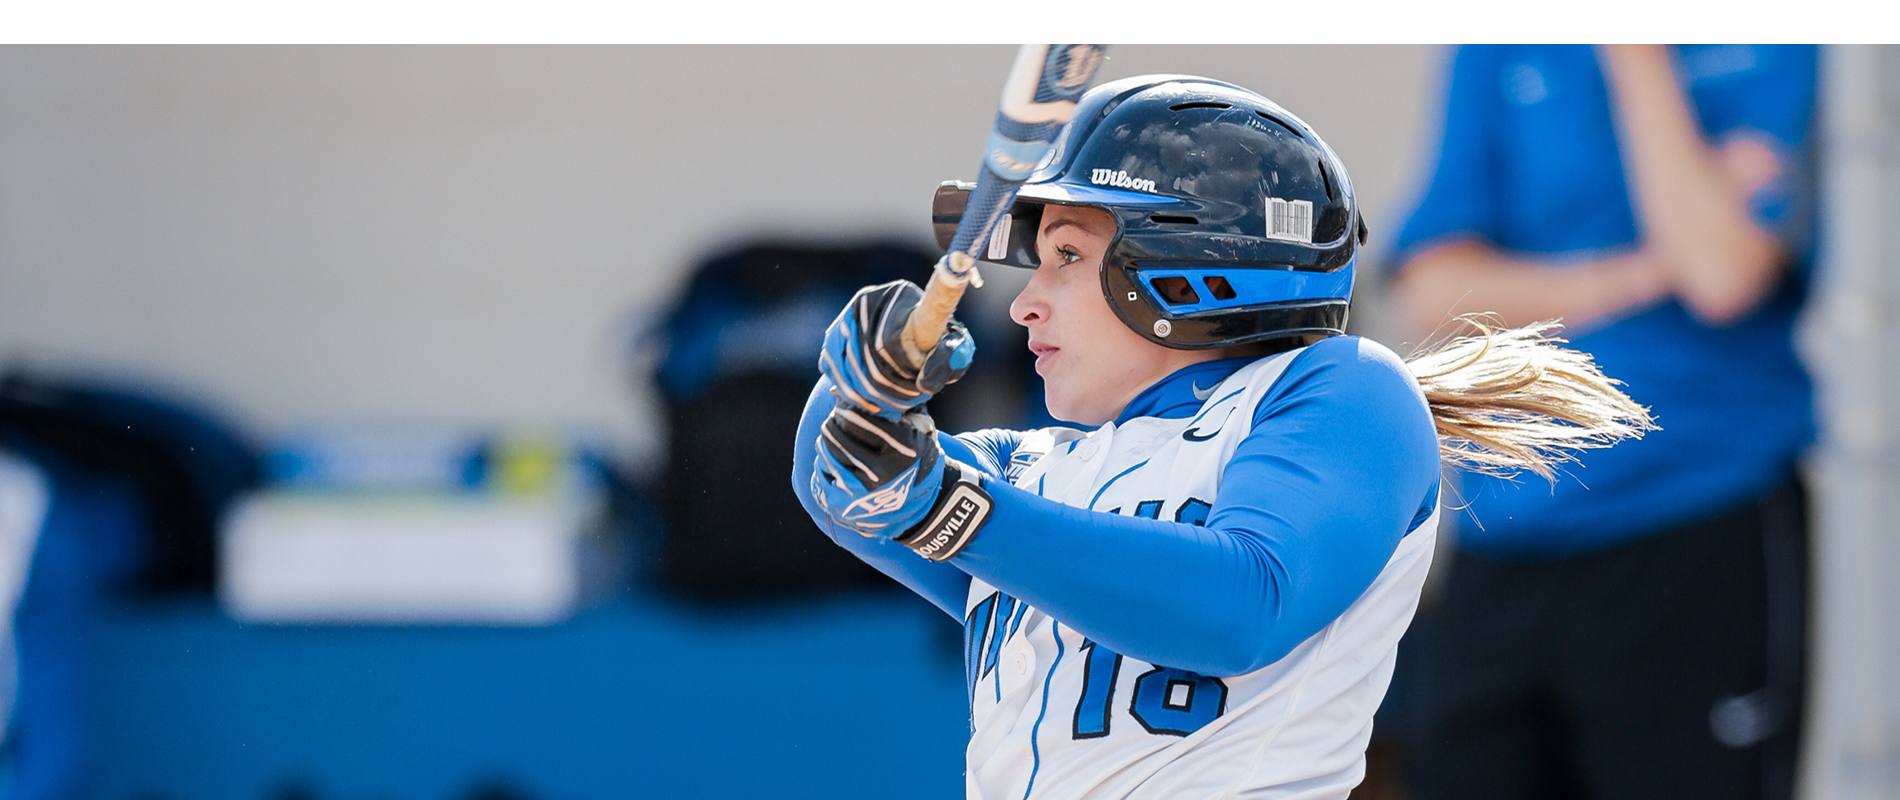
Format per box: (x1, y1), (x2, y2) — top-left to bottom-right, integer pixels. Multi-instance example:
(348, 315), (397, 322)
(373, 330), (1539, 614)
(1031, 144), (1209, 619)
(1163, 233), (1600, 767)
(1035, 242), (1072, 269)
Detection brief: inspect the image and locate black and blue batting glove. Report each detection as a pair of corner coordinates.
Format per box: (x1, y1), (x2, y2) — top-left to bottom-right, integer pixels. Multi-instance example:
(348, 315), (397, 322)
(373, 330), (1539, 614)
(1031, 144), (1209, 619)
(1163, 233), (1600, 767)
(819, 281), (976, 421)
(811, 404), (992, 560)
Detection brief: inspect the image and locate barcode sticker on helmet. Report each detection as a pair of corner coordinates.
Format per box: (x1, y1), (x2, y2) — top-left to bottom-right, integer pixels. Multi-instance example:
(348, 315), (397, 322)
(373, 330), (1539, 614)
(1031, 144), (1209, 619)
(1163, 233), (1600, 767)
(1266, 198), (1314, 243)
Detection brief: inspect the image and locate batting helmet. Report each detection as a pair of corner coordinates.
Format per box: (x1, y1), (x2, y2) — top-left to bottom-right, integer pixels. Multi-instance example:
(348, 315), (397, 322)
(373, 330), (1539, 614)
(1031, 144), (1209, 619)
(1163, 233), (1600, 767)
(932, 74), (1366, 350)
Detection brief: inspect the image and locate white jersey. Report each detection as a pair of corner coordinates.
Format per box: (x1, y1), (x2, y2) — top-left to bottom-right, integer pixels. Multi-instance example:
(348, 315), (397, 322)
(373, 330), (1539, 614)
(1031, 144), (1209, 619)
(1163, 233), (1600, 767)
(962, 350), (1438, 800)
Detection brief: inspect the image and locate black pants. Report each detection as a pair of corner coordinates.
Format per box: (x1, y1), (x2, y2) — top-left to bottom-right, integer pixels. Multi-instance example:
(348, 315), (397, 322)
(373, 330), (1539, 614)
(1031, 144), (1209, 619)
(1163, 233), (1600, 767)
(1406, 475), (1808, 800)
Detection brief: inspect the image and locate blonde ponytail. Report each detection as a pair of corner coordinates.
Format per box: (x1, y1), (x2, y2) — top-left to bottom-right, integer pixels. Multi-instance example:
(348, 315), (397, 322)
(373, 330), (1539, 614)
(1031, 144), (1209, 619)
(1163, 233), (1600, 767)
(1404, 315), (1656, 480)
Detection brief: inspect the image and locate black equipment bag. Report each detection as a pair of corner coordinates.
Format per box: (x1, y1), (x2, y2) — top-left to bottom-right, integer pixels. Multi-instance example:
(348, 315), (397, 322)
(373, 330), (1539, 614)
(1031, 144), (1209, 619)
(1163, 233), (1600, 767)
(0, 369), (260, 593)
(649, 242), (939, 599)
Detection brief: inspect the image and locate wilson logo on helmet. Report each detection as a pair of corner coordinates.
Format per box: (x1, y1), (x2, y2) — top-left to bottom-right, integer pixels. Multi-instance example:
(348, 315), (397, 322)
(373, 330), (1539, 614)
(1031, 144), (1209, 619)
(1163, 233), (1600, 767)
(1090, 169), (1157, 192)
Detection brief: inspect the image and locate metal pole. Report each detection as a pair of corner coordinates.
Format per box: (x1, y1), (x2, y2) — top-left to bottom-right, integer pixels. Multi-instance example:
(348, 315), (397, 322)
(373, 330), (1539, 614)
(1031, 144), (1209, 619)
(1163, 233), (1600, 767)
(1802, 43), (1900, 800)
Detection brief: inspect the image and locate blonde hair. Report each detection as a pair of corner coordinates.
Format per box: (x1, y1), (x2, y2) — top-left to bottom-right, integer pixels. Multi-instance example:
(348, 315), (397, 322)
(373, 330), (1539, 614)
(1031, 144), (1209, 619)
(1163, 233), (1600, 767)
(1403, 315), (1656, 480)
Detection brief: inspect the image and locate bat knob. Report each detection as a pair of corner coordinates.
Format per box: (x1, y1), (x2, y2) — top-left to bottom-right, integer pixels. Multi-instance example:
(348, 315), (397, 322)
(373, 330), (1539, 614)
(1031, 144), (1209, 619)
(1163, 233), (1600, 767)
(945, 250), (983, 289)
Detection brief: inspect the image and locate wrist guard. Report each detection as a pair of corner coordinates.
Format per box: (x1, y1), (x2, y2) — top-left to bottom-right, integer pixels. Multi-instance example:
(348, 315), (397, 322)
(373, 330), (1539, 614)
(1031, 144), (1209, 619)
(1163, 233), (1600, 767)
(893, 460), (993, 561)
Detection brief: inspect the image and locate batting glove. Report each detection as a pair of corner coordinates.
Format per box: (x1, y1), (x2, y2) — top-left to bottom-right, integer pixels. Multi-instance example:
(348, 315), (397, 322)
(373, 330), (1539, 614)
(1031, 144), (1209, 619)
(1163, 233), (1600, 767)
(819, 280), (976, 421)
(810, 403), (993, 560)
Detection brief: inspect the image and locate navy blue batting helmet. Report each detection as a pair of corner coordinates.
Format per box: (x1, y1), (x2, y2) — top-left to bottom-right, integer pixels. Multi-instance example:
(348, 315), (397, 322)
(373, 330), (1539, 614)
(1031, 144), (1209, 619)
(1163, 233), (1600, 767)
(932, 75), (1365, 350)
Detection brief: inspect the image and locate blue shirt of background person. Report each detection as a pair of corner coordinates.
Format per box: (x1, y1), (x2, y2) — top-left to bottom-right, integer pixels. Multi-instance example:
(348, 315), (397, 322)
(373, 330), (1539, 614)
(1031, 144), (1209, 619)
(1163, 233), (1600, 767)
(1390, 44), (1817, 556)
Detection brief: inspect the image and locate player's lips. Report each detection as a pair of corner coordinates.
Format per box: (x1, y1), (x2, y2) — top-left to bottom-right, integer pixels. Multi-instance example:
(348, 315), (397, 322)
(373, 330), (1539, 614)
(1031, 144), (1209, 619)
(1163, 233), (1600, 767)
(1029, 341), (1058, 373)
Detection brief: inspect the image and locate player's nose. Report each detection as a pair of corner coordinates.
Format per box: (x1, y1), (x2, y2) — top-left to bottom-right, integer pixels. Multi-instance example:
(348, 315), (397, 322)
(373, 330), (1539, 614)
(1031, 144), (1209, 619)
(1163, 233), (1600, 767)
(1010, 268), (1051, 328)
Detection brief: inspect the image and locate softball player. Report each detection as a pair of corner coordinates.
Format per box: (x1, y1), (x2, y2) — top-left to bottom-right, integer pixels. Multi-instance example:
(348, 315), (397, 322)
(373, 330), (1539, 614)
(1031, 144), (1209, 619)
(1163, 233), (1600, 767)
(791, 75), (1648, 800)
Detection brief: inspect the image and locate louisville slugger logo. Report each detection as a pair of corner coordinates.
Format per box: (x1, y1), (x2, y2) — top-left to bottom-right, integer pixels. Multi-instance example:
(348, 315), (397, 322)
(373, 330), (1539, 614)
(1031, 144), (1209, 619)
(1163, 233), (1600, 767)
(1091, 169), (1157, 193)
(898, 480), (993, 562)
(912, 497), (980, 557)
(915, 494), (980, 558)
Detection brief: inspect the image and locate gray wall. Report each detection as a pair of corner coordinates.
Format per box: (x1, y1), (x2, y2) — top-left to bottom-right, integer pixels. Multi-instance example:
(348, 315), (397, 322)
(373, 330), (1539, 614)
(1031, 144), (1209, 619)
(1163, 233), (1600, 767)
(0, 45), (1439, 471)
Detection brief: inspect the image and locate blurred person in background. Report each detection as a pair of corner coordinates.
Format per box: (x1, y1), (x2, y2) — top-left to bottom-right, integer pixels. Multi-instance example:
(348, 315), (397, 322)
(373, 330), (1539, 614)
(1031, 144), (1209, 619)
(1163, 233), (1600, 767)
(1387, 44), (1816, 800)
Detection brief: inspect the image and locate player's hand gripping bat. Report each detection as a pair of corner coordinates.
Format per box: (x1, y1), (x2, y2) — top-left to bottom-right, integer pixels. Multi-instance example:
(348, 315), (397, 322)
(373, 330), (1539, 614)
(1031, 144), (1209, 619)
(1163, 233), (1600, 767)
(898, 44), (1108, 365)
(809, 45), (1108, 545)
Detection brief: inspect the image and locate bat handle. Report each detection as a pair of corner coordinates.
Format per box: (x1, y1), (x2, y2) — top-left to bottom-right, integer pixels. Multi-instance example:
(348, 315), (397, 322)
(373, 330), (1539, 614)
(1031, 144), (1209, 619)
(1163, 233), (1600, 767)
(902, 251), (981, 364)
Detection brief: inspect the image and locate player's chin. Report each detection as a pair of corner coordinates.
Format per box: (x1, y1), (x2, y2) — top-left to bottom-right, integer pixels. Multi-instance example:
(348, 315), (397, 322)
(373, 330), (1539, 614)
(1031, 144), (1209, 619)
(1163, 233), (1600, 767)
(1041, 385), (1105, 428)
(1041, 386), (1077, 424)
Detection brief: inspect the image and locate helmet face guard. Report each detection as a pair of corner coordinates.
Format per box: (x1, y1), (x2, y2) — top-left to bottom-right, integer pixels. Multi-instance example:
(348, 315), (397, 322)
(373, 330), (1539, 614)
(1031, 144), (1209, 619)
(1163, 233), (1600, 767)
(931, 75), (1363, 350)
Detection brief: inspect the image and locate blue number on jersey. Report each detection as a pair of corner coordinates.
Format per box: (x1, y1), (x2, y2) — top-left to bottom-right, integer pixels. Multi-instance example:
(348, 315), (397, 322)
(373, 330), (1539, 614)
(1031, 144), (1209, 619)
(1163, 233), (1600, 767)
(1130, 667), (1229, 736)
(1072, 638), (1123, 739)
(1072, 637), (1229, 740)
(1174, 498), (1211, 526)
(1129, 497), (1211, 526)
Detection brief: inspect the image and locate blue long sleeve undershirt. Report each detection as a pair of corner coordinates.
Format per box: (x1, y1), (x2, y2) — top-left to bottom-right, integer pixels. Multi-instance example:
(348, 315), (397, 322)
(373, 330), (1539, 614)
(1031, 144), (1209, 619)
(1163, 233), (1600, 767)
(791, 336), (1441, 677)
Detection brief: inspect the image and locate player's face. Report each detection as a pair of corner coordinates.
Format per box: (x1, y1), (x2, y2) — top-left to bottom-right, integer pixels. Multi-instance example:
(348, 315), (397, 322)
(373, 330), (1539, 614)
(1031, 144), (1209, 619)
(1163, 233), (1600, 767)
(1011, 205), (1212, 427)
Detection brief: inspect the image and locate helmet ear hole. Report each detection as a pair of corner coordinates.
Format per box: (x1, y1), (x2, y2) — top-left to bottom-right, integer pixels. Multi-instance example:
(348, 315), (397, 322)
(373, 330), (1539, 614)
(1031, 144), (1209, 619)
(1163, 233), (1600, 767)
(1150, 276), (1201, 305)
(1203, 276), (1237, 301)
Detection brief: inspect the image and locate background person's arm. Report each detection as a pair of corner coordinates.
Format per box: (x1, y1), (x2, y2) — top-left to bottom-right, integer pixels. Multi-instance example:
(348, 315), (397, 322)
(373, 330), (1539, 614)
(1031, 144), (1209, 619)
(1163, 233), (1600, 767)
(1388, 46), (1670, 341)
(1598, 43), (1788, 326)
(1391, 239), (1671, 340)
